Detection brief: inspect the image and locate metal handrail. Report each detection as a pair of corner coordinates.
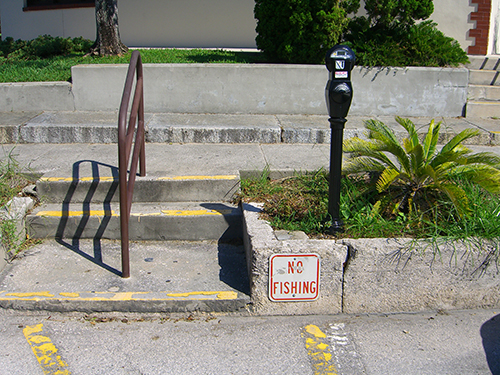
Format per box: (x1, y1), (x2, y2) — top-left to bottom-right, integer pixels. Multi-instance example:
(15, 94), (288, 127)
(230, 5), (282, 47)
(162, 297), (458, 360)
(118, 50), (145, 278)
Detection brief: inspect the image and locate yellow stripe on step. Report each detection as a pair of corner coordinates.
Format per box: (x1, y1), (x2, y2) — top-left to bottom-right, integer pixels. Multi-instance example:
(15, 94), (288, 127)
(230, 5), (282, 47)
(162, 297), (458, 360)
(36, 210), (117, 217)
(161, 209), (233, 216)
(158, 175), (237, 181)
(40, 176), (117, 182)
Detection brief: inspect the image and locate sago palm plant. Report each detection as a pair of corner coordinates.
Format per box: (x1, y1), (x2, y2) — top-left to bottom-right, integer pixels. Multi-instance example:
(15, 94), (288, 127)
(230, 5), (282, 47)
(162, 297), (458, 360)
(342, 117), (500, 219)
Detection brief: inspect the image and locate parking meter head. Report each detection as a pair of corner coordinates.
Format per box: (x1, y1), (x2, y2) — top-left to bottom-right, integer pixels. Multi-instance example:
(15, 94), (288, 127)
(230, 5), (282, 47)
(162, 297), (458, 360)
(325, 45), (355, 118)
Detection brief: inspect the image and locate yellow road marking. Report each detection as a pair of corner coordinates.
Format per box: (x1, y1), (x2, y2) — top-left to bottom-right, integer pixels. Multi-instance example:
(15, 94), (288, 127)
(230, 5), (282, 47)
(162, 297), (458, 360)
(59, 292), (79, 298)
(23, 324), (71, 375)
(36, 210), (117, 217)
(6, 291), (54, 298)
(158, 175), (237, 180)
(303, 325), (338, 375)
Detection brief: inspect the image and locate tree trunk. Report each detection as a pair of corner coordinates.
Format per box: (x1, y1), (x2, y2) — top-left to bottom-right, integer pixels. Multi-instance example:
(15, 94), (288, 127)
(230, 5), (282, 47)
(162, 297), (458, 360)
(89, 0), (128, 56)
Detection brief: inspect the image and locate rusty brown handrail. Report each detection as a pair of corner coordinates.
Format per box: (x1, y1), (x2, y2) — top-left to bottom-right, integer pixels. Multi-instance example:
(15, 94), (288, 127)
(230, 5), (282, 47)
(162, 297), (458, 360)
(118, 50), (145, 278)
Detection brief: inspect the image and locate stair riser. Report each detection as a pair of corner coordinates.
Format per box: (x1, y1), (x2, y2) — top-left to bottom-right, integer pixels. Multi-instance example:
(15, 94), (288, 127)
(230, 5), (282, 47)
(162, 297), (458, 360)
(27, 212), (242, 241)
(468, 85), (500, 101)
(466, 102), (500, 118)
(18, 125), (280, 144)
(469, 70), (500, 86)
(37, 178), (239, 203)
(466, 57), (500, 71)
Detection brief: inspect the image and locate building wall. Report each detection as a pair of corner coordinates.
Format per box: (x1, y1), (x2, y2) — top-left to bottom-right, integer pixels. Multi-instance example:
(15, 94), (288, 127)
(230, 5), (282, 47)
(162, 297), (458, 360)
(430, 0), (476, 52)
(118, 0), (257, 48)
(0, 0), (489, 53)
(0, 0), (95, 40)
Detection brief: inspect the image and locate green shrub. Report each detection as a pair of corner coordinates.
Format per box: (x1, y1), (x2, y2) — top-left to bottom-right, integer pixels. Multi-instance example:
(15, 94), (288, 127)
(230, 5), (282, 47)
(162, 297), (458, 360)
(0, 35), (93, 60)
(363, 0), (433, 27)
(342, 0), (468, 67)
(254, 0), (349, 64)
(344, 19), (469, 66)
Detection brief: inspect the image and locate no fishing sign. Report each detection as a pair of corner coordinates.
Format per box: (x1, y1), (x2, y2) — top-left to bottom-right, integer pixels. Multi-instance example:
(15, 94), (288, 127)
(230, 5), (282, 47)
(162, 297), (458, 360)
(269, 253), (320, 302)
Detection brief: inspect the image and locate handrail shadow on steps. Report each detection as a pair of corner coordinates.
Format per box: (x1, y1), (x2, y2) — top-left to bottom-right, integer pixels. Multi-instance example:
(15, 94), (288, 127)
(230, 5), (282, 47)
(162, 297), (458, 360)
(118, 50), (146, 278)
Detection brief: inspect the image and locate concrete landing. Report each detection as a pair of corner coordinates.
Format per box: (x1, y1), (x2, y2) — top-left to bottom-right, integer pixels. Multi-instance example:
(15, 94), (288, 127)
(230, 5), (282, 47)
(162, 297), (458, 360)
(0, 239), (250, 313)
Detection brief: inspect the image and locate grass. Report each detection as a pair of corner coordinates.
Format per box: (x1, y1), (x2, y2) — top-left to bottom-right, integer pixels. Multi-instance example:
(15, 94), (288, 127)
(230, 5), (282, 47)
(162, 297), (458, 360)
(0, 48), (267, 83)
(238, 169), (500, 242)
(0, 148), (39, 257)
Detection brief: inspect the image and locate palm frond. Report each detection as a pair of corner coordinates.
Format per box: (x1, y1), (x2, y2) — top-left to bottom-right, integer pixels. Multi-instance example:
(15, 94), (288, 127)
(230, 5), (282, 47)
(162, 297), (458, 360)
(430, 146), (471, 169)
(343, 157), (386, 175)
(440, 128), (480, 154)
(376, 167), (401, 192)
(452, 164), (500, 194)
(396, 117), (419, 151)
(422, 119), (441, 162)
(364, 119), (400, 146)
(460, 152), (500, 167)
(343, 137), (398, 169)
(436, 182), (470, 217)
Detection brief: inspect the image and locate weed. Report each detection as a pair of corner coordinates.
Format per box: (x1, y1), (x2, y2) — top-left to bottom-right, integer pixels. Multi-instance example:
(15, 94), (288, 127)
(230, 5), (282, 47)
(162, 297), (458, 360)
(0, 148), (38, 257)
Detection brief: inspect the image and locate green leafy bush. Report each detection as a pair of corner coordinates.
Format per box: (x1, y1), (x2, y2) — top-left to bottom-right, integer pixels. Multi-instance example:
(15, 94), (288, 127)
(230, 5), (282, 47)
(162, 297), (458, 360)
(342, 0), (468, 67)
(344, 19), (469, 67)
(254, 0), (349, 64)
(363, 0), (433, 27)
(0, 35), (93, 60)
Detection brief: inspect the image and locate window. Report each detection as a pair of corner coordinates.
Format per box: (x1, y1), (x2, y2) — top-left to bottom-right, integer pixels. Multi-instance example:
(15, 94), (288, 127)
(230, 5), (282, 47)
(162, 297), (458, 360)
(24, 0), (94, 11)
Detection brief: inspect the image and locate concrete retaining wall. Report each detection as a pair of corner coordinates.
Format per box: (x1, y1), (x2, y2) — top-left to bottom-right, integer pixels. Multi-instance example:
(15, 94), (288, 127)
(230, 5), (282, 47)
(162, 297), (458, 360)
(0, 64), (468, 116)
(242, 202), (500, 315)
(70, 64), (469, 117)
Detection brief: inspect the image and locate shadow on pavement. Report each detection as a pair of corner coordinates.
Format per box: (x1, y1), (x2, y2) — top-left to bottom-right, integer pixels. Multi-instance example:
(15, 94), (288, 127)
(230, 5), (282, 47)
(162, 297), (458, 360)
(55, 160), (121, 276)
(481, 313), (500, 375)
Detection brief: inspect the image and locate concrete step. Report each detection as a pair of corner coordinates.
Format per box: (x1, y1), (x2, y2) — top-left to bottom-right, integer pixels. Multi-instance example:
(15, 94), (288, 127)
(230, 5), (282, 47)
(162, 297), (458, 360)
(465, 101), (500, 118)
(466, 56), (500, 71)
(37, 175), (240, 204)
(467, 85), (500, 101)
(27, 202), (242, 241)
(469, 70), (500, 86)
(0, 239), (251, 313)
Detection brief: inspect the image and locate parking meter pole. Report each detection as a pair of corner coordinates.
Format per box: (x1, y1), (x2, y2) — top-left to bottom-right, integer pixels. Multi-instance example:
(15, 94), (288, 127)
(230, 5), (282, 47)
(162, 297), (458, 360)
(325, 45), (355, 235)
(328, 117), (346, 233)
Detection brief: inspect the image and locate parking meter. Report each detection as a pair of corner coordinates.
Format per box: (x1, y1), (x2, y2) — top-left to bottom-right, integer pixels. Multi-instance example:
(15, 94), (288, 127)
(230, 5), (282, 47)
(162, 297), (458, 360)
(325, 45), (355, 119)
(325, 45), (355, 233)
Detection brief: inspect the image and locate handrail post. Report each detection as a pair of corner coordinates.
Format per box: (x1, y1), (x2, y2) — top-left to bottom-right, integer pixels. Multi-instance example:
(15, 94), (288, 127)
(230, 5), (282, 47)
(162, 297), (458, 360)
(118, 51), (145, 278)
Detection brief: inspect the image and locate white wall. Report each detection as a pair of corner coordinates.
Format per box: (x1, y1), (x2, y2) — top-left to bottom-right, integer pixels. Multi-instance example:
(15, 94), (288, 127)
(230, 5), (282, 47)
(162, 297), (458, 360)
(430, 0), (476, 51)
(118, 0), (257, 48)
(0, 0), (95, 40)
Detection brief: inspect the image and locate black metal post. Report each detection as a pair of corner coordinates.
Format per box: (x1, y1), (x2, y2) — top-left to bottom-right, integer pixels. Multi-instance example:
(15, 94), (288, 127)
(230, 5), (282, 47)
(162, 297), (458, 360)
(328, 117), (346, 233)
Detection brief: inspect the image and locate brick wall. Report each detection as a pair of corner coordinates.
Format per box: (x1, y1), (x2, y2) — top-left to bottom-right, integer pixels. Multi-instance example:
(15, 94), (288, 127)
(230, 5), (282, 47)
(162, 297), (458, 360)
(468, 0), (492, 55)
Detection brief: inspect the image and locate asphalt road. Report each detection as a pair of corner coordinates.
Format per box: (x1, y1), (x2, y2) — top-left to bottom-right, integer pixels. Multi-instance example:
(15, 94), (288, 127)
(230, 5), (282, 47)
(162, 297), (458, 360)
(1, 308), (498, 375)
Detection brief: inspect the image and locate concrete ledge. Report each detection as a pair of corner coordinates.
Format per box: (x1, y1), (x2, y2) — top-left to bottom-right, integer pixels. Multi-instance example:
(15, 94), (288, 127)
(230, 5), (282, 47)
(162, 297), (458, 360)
(242, 202), (347, 315)
(242, 202), (500, 315)
(70, 64), (468, 117)
(342, 238), (500, 314)
(0, 82), (75, 112)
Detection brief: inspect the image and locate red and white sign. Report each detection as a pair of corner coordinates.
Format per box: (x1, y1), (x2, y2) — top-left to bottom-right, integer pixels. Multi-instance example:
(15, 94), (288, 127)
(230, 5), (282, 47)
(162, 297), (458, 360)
(269, 253), (320, 302)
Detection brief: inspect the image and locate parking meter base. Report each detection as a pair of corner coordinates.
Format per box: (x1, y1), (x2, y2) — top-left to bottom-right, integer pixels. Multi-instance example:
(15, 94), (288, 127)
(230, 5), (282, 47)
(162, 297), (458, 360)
(328, 219), (344, 234)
